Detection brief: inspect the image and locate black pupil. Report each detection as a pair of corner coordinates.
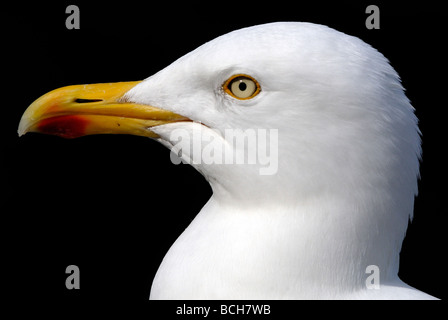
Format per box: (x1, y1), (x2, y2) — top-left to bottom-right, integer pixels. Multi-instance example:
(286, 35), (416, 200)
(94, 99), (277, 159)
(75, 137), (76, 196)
(238, 81), (247, 91)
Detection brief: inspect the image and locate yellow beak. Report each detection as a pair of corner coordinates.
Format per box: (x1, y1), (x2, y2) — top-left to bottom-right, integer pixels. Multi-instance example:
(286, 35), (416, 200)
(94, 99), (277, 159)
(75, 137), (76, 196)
(18, 81), (189, 139)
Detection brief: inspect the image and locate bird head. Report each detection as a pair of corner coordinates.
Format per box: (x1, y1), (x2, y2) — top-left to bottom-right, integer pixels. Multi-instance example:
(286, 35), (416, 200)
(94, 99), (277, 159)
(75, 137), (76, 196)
(18, 22), (421, 218)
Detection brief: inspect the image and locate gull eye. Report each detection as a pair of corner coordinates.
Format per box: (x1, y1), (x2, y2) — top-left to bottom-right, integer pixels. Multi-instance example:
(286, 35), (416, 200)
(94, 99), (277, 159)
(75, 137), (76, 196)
(223, 74), (261, 100)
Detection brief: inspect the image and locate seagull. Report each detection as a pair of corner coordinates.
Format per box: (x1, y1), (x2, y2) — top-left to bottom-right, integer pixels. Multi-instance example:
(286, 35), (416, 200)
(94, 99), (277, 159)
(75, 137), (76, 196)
(18, 22), (437, 299)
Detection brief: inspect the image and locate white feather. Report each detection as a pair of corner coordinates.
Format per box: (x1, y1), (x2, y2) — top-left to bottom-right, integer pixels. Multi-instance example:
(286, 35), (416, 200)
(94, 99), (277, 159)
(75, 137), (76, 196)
(125, 22), (434, 299)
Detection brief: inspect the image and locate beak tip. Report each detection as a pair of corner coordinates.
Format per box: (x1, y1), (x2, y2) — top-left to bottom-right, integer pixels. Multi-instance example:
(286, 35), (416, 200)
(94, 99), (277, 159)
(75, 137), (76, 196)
(18, 119), (29, 137)
(18, 130), (28, 137)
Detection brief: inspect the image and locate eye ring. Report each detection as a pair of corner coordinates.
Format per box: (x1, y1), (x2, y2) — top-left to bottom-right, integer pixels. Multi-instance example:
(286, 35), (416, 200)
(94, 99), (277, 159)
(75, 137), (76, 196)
(223, 74), (261, 100)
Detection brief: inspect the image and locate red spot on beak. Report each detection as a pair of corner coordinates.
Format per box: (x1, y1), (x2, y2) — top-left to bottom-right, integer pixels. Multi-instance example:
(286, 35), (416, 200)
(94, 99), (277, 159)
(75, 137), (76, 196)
(37, 115), (89, 139)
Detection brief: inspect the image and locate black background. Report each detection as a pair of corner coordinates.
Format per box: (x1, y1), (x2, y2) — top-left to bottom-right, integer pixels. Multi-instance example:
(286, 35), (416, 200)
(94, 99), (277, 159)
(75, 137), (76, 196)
(2, 0), (446, 311)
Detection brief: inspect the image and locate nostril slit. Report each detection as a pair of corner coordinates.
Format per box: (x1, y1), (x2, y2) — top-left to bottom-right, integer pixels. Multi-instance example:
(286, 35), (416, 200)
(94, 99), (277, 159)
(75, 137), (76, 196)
(74, 98), (103, 103)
